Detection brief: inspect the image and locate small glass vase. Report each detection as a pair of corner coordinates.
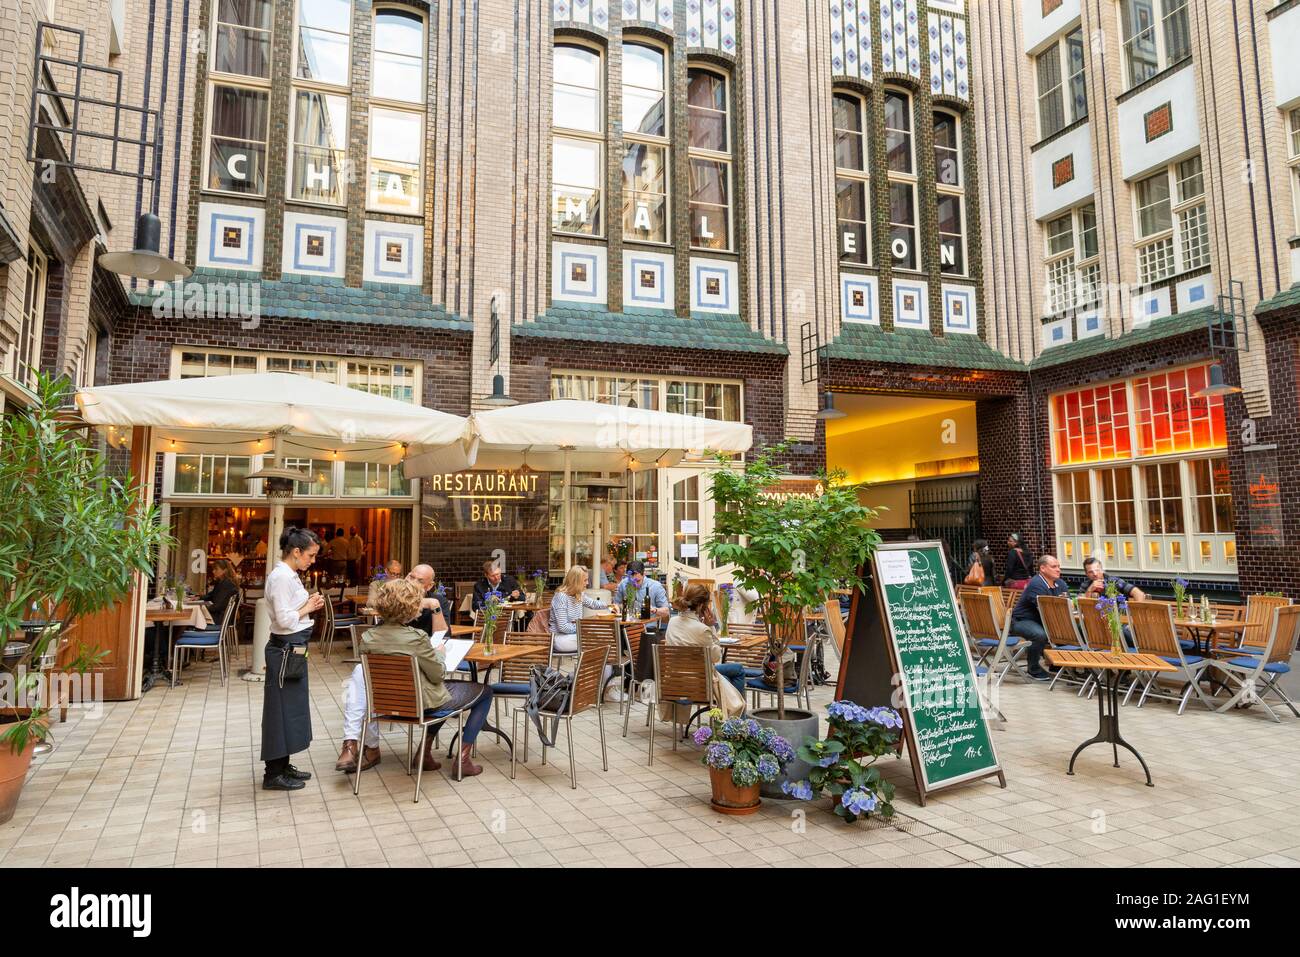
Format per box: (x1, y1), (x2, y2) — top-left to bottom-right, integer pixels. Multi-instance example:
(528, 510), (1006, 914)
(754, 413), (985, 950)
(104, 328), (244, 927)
(482, 620), (496, 655)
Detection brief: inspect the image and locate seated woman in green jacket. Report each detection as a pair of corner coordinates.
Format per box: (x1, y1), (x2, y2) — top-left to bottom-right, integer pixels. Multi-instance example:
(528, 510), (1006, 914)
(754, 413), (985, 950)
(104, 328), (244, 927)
(361, 578), (493, 777)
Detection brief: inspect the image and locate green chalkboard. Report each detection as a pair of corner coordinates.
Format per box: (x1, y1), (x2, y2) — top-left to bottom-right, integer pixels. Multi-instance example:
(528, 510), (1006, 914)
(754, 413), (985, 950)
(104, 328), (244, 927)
(873, 541), (1003, 797)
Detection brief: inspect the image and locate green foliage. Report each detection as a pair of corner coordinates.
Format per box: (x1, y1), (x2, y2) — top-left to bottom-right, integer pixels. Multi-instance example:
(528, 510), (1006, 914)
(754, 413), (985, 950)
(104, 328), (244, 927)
(704, 443), (881, 715)
(0, 375), (173, 751)
(793, 703), (900, 823)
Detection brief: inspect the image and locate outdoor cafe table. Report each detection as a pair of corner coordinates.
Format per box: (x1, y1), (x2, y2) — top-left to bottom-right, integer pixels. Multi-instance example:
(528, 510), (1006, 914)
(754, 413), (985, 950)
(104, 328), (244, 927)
(144, 603), (213, 691)
(443, 640), (535, 759)
(1174, 618), (1246, 656)
(1045, 649), (1176, 787)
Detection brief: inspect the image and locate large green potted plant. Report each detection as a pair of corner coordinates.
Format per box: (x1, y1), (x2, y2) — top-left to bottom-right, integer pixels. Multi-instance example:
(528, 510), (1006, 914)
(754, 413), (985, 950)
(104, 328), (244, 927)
(705, 443), (880, 795)
(0, 376), (171, 824)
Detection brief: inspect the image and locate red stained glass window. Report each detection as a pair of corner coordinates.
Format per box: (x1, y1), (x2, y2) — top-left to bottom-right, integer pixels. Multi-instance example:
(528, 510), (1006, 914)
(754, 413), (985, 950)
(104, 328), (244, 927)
(1133, 365), (1226, 456)
(1052, 382), (1132, 465)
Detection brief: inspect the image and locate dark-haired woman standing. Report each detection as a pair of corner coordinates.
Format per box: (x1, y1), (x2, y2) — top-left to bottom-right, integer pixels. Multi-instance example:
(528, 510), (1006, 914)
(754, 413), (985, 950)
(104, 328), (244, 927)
(261, 526), (324, 791)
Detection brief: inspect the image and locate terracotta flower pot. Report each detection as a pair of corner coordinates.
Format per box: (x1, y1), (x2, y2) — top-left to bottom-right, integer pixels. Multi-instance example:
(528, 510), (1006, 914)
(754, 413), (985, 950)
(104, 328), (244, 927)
(0, 739), (36, 826)
(708, 765), (761, 815)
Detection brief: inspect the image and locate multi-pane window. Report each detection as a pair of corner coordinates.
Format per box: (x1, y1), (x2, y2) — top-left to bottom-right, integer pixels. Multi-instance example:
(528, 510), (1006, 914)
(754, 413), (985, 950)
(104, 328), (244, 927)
(295, 0), (351, 85)
(549, 371), (742, 422)
(266, 355), (338, 382)
(1133, 365), (1227, 456)
(179, 350), (258, 378)
(205, 84), (270, 194)
(174, 455), (252, 495)
(1289, 108), (1300, 232)
(1052, 381), (1132, 466)
(1036, 26), (1087, 139)
(885, 90), (918, 270)
(834, 91), (869, 265)
(549, 470), (658, 573)
(16, 245), (48, 391)
(347, 360), (417, 402)
(551, 372), (659, 409)
(666, 380), (742, 420)
(212, 0), (272, 79)
(174, 347), (419, 403)
(367, 8), (424, 214)
(687, 68), (732, 251)
(622, 41), (670, 243)
(287, 457), (335, 496)
(343, 461), (410, 496)
(1134, 154), (1208, 284)
(287, 0), (351, 204)
(552, 44), (603, 236)
(1043, 202), (1099, 315)
(1190, 457), (1233, 536)
(1121, 0), (1190, 89)
(934, 111), (965, 276)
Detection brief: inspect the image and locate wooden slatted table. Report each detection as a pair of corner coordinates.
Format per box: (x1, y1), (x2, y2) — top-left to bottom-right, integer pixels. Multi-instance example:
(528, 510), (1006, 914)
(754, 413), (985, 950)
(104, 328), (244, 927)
(1045, 650), (1175, 787)
(1173, 618), (1246, 656)
(443, 641), (539, 759)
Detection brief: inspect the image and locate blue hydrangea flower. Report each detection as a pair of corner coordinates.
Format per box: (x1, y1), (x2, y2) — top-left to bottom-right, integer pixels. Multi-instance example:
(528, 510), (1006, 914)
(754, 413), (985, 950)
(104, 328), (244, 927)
(731, 760), (760, 787)
(756, 726), (776, 747)
(781, 779), (815, 801)
(770, 736), (795, 764)
(818, 753), (838, 768)
(744, 719), (762, 738)
(721, 717), (746, 738)
(841, 787), (878, 816)
(692, 725), (713, 746)
(706, 742), (734, 769)
(756, 755), (779, 780)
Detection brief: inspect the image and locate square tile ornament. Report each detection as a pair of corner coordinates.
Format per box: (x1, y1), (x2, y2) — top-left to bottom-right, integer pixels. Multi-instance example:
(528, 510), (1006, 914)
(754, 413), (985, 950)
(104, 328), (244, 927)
(363, 221), (423, 286)
(622, 249), (673, 310)
(552, 241), (607, 305)
(197, 203), (264, 271)
(282, 212), (346, 278)
(690, 257), (738, 313)
(840, 273), (879, 324)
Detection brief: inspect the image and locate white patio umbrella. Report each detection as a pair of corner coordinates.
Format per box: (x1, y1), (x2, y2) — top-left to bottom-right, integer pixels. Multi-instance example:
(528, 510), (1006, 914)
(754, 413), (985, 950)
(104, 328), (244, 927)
(405, 398), (753, 582)
(75, 373), (472, 685)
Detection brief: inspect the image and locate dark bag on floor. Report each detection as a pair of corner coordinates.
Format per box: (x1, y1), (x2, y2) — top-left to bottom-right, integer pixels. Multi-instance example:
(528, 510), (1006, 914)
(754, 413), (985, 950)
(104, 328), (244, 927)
(525, 665), (572, 746)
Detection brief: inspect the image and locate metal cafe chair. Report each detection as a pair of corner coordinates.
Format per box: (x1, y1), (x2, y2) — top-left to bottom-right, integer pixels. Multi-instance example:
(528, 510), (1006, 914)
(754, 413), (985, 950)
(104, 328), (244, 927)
(1212, 605), (1300, 722)
(489, 636), (552, 760)
(649, 644), (715, 766)
(511, 644), (610, 789)
(1038, 595), (1087, 692)
(1128, 600), (1213, 715)
(958, 590), (1024, 689)
(171, 599), (238, 687)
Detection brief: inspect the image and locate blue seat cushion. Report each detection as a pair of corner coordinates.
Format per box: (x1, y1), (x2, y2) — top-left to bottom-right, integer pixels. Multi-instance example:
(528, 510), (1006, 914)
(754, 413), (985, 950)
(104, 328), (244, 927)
(336, 617), (362, 627)
(1227, 647), (1263, 655)
(456, 661), (472, 672)
(1054, 644), (1084, 651)
(975, 665), (988, 677)
(1224, 657), (1289, 673)
(490, 682), (531, 695)
(745, 677), (797, 693)
(176, 630), (220, 645)
(1178, 639), (1195, 651)
(1160, 654), (1203, 666)
(976, 638), (1001, 647)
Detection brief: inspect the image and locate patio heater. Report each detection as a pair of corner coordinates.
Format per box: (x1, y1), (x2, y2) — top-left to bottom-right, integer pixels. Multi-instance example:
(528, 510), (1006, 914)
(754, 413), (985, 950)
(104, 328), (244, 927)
(572, 476), (624, 599)
(243, 434), (310, 681)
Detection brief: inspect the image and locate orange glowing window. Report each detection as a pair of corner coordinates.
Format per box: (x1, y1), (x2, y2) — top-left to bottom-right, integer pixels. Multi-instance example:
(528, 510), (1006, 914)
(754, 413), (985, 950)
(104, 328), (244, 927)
(1133, 365), (1226, 456)
(1051, 382), (1132, 466)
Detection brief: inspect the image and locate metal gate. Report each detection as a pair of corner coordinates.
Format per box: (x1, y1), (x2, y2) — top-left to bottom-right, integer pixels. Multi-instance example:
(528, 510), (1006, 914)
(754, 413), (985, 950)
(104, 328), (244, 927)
(909, 480), (981, 579)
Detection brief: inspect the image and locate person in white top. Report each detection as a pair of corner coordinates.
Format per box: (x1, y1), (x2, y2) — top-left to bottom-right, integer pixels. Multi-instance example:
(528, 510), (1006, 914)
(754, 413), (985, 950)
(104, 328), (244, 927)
(261, 526), (324, 792)
(549, 565), (609, 654)
(724, 582), (761, 625)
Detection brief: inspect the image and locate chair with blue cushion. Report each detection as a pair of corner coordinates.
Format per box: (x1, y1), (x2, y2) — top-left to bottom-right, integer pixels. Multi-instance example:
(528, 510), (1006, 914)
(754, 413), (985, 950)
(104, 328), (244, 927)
(959, 591), (1024, 689)
(745, 617), (813, 712)
(488, 636), (552, 759)
(1129, 600), (1213, 714)
(1039, 595), (1088, 692)
(1212, 605), (1300, 722)
(1220, 595), (1292, 657)
(171, 598), (237, 687)
(321, 593), (363, 662)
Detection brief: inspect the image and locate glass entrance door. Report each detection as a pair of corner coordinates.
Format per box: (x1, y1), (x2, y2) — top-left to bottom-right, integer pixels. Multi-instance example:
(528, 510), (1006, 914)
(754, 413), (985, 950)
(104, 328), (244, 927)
(662, 468), (712, 580)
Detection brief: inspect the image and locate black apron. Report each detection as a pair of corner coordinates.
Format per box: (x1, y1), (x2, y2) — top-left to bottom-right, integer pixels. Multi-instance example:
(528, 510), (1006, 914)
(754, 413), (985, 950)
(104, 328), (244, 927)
(260, 626), (313, 762)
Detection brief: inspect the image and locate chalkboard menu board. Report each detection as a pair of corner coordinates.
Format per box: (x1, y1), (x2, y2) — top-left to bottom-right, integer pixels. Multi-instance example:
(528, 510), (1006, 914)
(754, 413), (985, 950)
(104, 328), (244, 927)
(842, 541), (1004, 804)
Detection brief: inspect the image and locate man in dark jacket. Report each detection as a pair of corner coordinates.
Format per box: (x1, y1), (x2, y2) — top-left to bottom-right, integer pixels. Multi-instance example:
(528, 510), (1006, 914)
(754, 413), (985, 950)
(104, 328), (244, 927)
(472, 559), (523, 611)
(1010, 554), (1069, 680)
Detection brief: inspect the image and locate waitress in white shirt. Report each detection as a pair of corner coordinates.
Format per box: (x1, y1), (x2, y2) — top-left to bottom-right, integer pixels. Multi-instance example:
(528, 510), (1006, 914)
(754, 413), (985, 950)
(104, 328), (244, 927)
(260, 526), (325, 791)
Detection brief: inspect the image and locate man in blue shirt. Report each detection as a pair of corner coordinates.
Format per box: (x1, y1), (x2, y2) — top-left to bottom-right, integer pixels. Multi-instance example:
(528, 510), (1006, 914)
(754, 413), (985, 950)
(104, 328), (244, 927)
(1010, 554), (1070, 681)
(614, 560), (670, 629)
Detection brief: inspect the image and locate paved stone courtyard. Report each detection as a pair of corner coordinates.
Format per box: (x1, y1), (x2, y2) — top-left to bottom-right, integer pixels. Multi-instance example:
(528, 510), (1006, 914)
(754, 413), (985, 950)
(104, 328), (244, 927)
(3, 648), (1299, 869)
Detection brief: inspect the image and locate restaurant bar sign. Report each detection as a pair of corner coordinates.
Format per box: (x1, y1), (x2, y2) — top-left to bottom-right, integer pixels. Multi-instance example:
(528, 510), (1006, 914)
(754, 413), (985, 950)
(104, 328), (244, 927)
(428, 470), (543, 523)
(759, 478), (824, 502)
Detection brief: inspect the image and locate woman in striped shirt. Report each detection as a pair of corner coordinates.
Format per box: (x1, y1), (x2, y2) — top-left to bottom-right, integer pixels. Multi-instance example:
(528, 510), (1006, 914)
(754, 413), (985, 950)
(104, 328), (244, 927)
(549, 565), (609, 653)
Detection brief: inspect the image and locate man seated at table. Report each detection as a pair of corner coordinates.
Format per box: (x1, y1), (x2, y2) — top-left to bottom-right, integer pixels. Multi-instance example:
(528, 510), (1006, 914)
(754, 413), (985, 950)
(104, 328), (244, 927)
(614, 560), (670, 630)
(407, 564), (449, 635)
(337, 578), (492, 777)
(599, 557), (616, 590)
(1009, 554), (1070, 681)
(1080, 556), (1143, 650)
(472, 559), (523, 611)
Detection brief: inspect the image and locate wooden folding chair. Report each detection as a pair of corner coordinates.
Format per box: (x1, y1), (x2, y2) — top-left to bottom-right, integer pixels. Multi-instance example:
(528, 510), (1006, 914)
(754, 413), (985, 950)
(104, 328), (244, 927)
(1038, 595), (1087, 692)
(511, 645), (609, 788)
(1128, 600), (1213, 714)
(1212, 605), (1300, 721)
(489, 636), (552, 757)
(1229, 595), (1292, 656)
(649, 644), (714, 765)
(958, 590), (1023, 689)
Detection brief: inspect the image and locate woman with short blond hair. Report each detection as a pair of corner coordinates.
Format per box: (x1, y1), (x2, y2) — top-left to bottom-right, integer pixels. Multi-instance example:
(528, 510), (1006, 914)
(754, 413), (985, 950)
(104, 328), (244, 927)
(548, 565), (609, 653)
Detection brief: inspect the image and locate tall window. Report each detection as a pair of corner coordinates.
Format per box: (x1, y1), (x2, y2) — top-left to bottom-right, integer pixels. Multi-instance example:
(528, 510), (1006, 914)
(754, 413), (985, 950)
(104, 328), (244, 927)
(884, 89), (917, 270)
(552, 43), (603, 236)
(206, 0), (272, 195)
(16, 245), (48, 390)
(367, 8), (425, 214)
(212, 0), (272, 78)
(934, 111), (965, 276)
(1121, 0), (1190, 89)
(286, 0), (350, 204)
(622, 42), (670, 243)
(1134, 154), (1208, 285)
(834, 91), (869, 265)
(1043, 202), (1099, 315)
(1035, 26), (1087, 138)
(1288, 108), (1300, 233)
(687, 68), (732, 251)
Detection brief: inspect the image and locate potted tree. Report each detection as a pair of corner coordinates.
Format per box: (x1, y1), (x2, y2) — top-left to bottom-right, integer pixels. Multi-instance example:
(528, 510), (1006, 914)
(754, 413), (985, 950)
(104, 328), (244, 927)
(0, 376), (170, 825)
(705, 443), (880, 796)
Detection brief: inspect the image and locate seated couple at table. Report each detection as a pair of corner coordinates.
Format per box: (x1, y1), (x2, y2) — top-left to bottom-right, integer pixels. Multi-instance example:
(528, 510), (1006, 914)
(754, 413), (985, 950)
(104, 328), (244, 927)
(336, 578), (492, 778)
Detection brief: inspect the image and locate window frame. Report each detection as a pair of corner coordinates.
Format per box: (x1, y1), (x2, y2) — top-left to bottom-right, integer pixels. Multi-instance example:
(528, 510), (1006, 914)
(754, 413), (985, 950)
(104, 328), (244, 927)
(833, 88), (871, 266)
(1035, 25), (1088, 139)
(621, 38), (672, 246)
(365, 4), (426, 215)
(1287, 107), (1300, 234)
(286, 86), (350, 207)
(16, 243), (49, 391)
(686, 65), (734, 252)
(1043, 201), (1099, 316)
(1121, 0), (1191, 90)
(552, 40), (606, 238)
(884, 88), (920, 272)
(1132, 154), (1208, 286)
(209, 0), (274, 82)
(933, 108), (967, 277)
(202, 79), (272, 197)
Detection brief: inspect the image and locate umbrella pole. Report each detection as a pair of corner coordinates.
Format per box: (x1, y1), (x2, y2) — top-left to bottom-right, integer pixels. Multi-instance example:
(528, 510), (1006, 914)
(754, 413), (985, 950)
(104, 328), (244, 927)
(245, 501), (283, 682)
(563, 450), (572, 572)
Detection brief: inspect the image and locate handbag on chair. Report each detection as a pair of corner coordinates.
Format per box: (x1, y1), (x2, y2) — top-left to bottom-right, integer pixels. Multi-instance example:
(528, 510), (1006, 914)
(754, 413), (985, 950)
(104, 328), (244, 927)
(525, 665), (572, 746)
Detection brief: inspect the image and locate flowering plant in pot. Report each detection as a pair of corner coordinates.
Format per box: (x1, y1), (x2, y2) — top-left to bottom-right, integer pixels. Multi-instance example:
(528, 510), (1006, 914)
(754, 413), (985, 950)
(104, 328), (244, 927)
(782, 701), (902, 823)
(717, 583), (733, 637)
(530, 569), (547, 602)
(0, 376), (172, 824)
(693, 709), (795, 814)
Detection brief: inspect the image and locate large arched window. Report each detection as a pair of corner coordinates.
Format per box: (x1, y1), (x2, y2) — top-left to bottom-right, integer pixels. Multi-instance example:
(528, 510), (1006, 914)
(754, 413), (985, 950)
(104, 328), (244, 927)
(933, 110), (965, 276)
(622, 40), (670, 243)
(833, 90), (869, 265)
(366, 7), (425, 214)
(884, 88), (917, 270)
(552, 43), (604, 236)
(687, 67), (732, 251)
